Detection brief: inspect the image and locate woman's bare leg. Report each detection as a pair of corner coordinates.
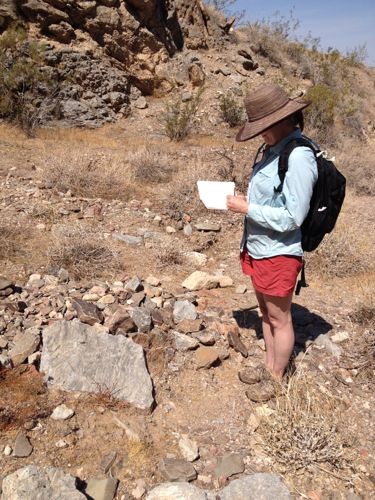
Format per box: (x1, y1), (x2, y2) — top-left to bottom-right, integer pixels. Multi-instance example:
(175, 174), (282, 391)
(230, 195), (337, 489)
(263, 293), (294, 380)
(255, 291), (274, 371)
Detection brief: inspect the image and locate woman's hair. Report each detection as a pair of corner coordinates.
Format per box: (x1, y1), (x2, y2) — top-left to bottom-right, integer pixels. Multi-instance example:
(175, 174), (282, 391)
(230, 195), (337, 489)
(290, 110), (304, 131)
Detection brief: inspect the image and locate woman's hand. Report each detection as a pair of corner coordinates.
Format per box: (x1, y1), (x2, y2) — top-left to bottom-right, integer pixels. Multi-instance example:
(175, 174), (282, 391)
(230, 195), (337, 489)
(227, 194), (249, 214)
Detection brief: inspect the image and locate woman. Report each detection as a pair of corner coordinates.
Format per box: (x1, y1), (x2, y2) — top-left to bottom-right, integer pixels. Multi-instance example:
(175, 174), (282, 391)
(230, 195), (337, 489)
(227, 83), (318, 402)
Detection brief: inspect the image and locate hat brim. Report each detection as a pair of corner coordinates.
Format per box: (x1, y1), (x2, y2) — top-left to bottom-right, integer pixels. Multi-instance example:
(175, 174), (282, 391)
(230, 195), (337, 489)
(236, 99), (311, 142)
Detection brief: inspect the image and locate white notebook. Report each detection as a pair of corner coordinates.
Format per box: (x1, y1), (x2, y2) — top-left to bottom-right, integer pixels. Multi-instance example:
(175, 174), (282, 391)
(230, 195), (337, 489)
(197, 181), (235, 210)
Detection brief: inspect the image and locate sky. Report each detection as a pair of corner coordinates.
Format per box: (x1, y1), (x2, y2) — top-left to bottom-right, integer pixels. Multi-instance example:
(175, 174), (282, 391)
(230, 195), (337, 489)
(231, 0), (375, 66)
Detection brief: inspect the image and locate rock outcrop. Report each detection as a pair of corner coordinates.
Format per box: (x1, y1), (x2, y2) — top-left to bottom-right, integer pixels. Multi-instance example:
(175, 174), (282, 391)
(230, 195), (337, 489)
(0, 0), (229, 127)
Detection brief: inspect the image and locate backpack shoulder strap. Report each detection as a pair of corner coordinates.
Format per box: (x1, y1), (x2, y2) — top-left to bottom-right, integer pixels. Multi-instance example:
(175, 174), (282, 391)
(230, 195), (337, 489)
(252, 142), (267, 169)
(275, 136), (316, 193)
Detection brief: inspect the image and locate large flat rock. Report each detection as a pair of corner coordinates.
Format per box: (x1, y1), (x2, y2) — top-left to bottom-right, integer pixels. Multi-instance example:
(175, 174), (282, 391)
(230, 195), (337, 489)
(40, 320), (153, 410)
(219, 473), (291, 499)
(2, 465), (86, 500)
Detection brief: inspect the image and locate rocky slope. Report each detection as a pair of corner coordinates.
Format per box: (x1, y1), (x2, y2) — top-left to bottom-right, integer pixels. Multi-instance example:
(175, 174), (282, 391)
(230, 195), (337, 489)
(0, 0), (234, 127)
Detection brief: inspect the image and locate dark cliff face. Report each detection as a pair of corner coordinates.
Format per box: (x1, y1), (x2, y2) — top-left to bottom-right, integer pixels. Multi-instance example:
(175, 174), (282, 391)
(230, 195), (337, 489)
(0, 1), (228, 127)
(1, 0), (222, 55)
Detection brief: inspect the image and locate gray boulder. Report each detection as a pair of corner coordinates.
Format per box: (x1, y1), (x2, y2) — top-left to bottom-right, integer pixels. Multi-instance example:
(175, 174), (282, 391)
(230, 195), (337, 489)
(219, 473), (291, 500)
(146, 482), (211, 500)
(2, 465), (86, 500)
(40, 320), (154, 410)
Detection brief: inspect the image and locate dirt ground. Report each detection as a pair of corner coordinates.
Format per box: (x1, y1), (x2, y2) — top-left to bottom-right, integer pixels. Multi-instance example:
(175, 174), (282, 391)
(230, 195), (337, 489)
(0, 119), (374, 499)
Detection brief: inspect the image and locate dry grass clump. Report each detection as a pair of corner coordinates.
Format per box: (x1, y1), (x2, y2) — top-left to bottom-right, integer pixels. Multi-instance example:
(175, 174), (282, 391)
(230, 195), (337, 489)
(336, 143), (375, 196)
(155, 240), (184, 268)
(130, 148), (173, 184)
(345, 280), (375, 380)
(306, 220), (372, 279)
(40, 150), (131, 201)
(0, 223), (26, 261)
(258, 368), (352, 472)
(47, 225), (123, 280)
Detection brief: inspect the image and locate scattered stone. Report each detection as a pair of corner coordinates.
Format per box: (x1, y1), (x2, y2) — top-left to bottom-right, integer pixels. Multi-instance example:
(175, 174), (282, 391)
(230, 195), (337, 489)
(218, 276), (233, 288)
(145, 276), (161, 287)
(182, 271), (219, 291)
(83, 293), (100, 302)
(3, 445), (12, 456)
(183, 224), (193, 236)
(227, 329), (248, 358)
(8, 328), (40, 366)
(112, 233), (143, 246)
(100, 451), (117, 474)
(166, 226), (176, 234)
(219, 473), (291, 499)
(55, 439), (68, 448)
(179, 435), (199, 462)
(146, 482), (208, 500)
(194, 347), (220, 369)
(1, 465), (86, 499)
(71, 298), (103, 326)
(0, 277), (12, 291)
(192, 331), (215, 346)
(331, 331), (350, 343)
(13, 433), (33, 458)
(132, 308), (152, 332)
(86, 477), (119, 500)
(98, 294), (115, 305)
(173, 300), (197, 323)
(51, 404), (75, 420)
(184, 251), (208, 267)
(40, 320), (154, 410)
(247, 413), (261, 432)
(125, 276), (143, 293)
(176, 319), (202, 334)
(131, 479), (146, 499)
(107, 306), (134, 334)
(194, 222), (221, 232)
(314, 334), (342, 358)
(134, 96), (148, 109)
(214, 453), (244, 479)
(160, 458), (197, 482)
(235, 284), (247, 294)
(58, 268), (69, 283)
(174, 332), (199, 351)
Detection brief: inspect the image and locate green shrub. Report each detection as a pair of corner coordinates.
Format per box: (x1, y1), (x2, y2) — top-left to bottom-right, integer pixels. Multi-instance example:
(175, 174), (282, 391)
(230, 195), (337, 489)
(160, 89), (203, 141)
(304, 85), (337, 140)
(218, 92), (243, 127)
(0, 25), (56, 136)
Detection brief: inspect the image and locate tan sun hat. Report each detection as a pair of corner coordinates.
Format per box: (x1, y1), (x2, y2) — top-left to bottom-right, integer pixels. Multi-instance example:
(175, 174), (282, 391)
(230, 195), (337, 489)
(236, 83), (311, 142)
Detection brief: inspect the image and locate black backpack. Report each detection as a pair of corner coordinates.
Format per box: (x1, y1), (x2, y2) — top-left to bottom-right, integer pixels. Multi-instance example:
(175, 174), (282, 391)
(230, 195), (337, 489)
(253, 136), (346, 294)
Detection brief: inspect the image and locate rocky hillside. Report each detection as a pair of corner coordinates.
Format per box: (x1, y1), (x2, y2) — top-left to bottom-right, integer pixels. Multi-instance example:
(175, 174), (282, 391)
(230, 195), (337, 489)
(0, 2), (375, 499)
(0, 0), (234, 127)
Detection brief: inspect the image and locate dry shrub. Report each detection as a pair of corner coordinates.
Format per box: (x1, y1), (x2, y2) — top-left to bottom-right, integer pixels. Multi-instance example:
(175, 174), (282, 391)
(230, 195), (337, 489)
(40, 150), (131, 200)
(160, 89), (202, 141)
(155, 240), (184, 268)
(336, 142), (375, 196)
(0, 223), (26, 260)
(47, 225), (123, 280)
(258, 368), (352, 472)
(130, 148), (173, 184)
(345, 280), (375, 380)
(306, 220), (372, 278)
(218, 92), (244, 127)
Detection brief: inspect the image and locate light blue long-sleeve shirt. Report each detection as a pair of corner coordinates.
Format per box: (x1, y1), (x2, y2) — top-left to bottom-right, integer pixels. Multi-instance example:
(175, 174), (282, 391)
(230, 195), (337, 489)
(241, 129), (318, 259)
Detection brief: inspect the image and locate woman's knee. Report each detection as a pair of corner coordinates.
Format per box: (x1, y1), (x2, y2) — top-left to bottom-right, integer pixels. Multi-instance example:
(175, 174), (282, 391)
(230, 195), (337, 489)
(267, 309), (292, 330)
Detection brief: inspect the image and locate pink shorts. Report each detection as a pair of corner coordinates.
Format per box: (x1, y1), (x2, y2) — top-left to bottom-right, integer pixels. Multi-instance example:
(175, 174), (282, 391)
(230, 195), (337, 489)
(240, 250), (303, 297)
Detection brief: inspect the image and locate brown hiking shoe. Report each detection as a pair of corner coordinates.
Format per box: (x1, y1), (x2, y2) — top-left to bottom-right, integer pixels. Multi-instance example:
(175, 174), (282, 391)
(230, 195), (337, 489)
(245, 379), (275, 402)
(238, 366), (271, 385)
